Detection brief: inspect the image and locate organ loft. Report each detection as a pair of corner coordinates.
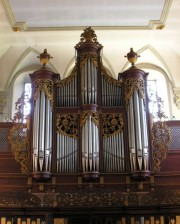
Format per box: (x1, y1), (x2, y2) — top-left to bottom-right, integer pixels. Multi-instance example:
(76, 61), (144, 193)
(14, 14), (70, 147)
(1, 27), (179, 224)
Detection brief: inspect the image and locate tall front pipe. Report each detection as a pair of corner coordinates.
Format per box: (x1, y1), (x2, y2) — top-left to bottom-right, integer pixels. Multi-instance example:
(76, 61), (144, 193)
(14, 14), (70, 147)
(29, 49), (59, 182)
(119, 48), (150, 180)
(75, 27), (102, 180)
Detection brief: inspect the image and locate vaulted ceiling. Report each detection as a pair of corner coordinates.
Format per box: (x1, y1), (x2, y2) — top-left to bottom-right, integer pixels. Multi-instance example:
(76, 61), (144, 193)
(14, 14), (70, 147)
(0, 0), (179, 95)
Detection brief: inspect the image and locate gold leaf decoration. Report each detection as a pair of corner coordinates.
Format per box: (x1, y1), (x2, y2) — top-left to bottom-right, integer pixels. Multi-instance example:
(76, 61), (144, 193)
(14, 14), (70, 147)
(34, 79), (53, 104)
(56, 114), (78, 138)
(80, 111), (99, 128)
(125, 78), (145, 108)
(75, 27), (103, 49)
(80, 53), (98, 69)
(9, 124), (29, 174)
(151, 97), (171, 172)
(8, 94), (29, 174)
(102, 114), (123, 137)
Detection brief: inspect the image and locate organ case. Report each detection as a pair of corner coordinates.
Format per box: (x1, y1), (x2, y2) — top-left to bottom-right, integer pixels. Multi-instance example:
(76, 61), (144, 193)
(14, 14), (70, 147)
(29, 27), (152, 182)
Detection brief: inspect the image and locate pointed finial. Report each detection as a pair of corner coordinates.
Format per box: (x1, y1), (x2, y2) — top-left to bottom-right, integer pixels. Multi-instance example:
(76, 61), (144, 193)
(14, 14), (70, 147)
(37, 49), (53, 67)
(125, 48), (140, 66)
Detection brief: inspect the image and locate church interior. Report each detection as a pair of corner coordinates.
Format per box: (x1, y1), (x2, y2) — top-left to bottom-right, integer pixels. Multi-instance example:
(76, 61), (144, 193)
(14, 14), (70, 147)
(0, 0), (180, 224)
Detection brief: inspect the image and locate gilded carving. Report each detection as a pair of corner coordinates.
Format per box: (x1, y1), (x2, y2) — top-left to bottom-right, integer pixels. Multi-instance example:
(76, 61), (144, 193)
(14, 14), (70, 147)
(102, 114), (123, 137)
(8, 95), (29, 174)
(56, 114), (78, 138)
(56, 188), (124, 208)
(80, 52), (98, 69)
(9, 124), (29, 174)
(125, 78), (145, 107)
(128, 190), (180, 207)
(0, 189), (180, 208)
(56, 67), (77, 87)
(102, 67), (122, 87)
(75, 27), (103, 49)
(80, 111), (99, 128)
(0, 192), (41, 207)
(151, 121), (171, 172)
(151, 97), (171, 172)
(34, 79), (53, 103)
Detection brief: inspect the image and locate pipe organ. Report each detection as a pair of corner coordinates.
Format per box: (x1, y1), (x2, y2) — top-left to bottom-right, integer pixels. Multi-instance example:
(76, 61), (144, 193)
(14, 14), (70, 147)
(30, 68), (59, 180)
(119, 48), (150, 179)
(29, 27), (151, 181)
(101, 69), (123, 107)
(80, 53), (98, 104)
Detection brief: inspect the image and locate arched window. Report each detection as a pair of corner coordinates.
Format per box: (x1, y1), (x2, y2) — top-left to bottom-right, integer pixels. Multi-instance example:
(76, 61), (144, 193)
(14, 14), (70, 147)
(145, 68), (171, 120)
(23, 82), (32, 122)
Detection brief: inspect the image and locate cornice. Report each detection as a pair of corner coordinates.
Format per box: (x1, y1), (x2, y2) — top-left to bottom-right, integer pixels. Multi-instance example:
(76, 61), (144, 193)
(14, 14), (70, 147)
(2, 0), (173, 32)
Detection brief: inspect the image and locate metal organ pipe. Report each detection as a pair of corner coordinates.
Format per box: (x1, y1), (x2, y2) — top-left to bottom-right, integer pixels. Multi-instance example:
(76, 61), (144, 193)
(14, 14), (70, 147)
(56, 132), (77, 173)
(101, 72), (122, 107)
(81, 57), (97, 105)
(139, 96), (148, 170)
(57, 73), (77, 107)
(120, 55), (150, 178)
(126, 87), (149, 172)
(81, 115), (99, 173)
(33, 96), (40, 172)
(32, 89), (53, 173)
(38, 91), (45, 171)
(103, 132), (125, 173)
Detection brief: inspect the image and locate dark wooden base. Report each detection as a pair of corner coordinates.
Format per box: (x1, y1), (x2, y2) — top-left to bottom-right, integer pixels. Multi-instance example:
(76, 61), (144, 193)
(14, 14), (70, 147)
(32, 171), (52, 182)
(82, 171), (100, 181)
(130, 170), (151, 180)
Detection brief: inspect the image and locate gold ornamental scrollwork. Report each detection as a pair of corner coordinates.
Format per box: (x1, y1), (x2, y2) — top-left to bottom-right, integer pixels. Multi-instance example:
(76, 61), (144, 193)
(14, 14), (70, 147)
(56, 114), (78, 138)
(151, 97), (171, 172)
(75, 27), (103, 50)
(8, 95), (29, 174)
(80, 52), (98, 69)
(125, 78), (145, 107)
(56, 67), (77, 87)
(34, 79), (53, 103)
(80, 111), (99, 128)
(9, 124), (29, 174)
(0, 192), (41, 207)
(102, 114), (123, 137)
(102, 67), (122, 87)
(152, 121), (171, 172)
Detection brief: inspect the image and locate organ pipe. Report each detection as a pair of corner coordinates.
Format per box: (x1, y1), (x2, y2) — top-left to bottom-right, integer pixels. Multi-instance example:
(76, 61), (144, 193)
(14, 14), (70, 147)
(103, 132), (125, 172)
(32, 88), (53, 174)
(81, 56), (98, 105)
(81, 113), (99, 173)
(125, 78), (149, 176)
(75, 27), (102, 180)
(120, 48), (151, 180)
(30, 53), (58, 181)
(56, 133), (77, 173)
(56, 71), (77, 107)
(56, 114), (78, 173)
(101, 70), (122, 107)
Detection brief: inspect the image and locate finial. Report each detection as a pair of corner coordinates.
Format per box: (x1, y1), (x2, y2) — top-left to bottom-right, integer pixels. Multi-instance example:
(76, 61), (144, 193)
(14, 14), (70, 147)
(37, 49), (53, 67)
(125, 48), (140, 66)
(75, 27), (102, 49)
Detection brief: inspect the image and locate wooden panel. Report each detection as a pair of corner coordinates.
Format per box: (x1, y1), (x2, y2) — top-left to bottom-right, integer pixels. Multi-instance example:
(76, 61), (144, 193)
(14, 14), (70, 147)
(160, 150), (180, 172)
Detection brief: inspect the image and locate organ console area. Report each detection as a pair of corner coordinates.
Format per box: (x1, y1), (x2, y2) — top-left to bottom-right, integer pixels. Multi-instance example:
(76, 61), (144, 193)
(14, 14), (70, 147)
(0, 27), (179, 224)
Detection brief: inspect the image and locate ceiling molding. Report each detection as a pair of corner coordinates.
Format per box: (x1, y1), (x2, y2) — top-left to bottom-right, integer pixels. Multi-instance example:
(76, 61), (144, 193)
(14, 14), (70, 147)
(2, 0), (173, 31)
